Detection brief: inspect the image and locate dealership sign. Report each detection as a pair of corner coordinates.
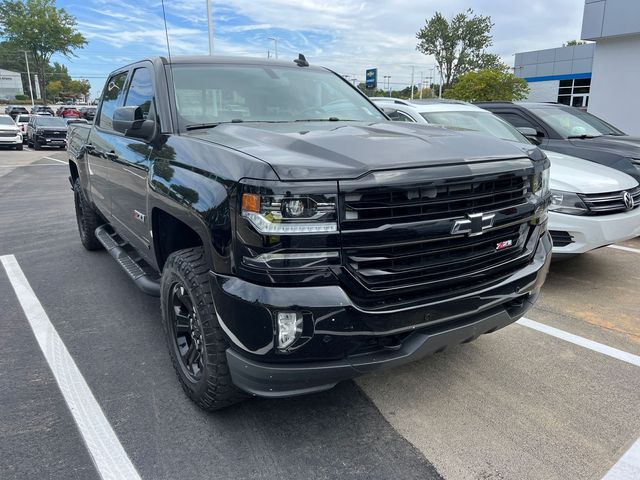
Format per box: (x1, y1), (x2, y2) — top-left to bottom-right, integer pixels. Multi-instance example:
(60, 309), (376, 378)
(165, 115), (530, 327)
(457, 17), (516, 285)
(365, 68), (377, 89)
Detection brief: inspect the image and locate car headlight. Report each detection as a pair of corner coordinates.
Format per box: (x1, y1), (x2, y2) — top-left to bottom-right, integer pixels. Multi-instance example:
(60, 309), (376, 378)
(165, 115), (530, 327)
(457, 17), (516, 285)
(532, 167), (550, 198)
(549, 190), (588, 215)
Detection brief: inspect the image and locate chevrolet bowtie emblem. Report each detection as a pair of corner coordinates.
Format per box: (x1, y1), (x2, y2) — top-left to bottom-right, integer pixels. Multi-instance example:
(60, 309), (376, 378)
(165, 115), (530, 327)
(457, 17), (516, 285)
(451, 213), (495, 236)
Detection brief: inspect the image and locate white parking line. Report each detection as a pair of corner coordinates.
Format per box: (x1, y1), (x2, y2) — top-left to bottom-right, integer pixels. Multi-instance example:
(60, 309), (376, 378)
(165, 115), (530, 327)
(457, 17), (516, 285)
(43, 156), (67, 164)
(0, 255), (142, 480)
(517, 317), (640, 367)
(608, 244), (640, 254)
(602, 438), (640, 480)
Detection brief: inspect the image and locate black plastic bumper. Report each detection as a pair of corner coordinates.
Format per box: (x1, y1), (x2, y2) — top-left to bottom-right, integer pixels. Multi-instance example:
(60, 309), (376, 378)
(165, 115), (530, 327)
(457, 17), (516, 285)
(218, 231), (552, 398)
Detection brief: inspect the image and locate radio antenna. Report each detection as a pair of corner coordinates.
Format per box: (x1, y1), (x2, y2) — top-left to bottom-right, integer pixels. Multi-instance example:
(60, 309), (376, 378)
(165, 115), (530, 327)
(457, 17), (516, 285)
(160, 0), (176, 132)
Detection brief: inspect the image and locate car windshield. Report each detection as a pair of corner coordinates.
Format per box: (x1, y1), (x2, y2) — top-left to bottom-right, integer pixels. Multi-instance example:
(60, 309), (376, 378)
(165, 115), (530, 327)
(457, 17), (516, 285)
(17, 115), (30, 122)
(420, 110), (528, 143)
(170, 64), (385, 129)
(37, 117), (67, 126)
(0, 116), (15, 126)
(527, 106), (624, 138)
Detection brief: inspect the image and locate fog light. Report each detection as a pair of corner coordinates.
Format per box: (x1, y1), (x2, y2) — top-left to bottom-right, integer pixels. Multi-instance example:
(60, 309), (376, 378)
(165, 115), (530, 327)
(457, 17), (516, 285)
(277, 312), (303, 350)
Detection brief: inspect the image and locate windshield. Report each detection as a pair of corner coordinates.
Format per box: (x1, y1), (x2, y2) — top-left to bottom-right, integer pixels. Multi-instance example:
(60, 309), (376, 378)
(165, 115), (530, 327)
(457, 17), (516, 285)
(420, 110), (528, 143)
(0, 117), (15, 126)
(17, 115), (30, 122)
(170, 64), (385, 129)
(528, 106), (624, 137)
(36, 117), (67, 127)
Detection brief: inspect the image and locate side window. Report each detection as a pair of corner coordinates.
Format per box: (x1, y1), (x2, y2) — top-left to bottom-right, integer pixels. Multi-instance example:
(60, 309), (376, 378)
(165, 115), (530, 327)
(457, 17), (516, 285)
(396, 111), (415, 122)
(98, 71), (128, 131)
(124, 67), (155, 121)
(496, 112), (545, 136)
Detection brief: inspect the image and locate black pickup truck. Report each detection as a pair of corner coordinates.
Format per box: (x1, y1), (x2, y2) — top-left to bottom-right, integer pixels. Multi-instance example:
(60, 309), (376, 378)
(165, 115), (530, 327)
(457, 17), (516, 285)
(67, 56), (552, 410)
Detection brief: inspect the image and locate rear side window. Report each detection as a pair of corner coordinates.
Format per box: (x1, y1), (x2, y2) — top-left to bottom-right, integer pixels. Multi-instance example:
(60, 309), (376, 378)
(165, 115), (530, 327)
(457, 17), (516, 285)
(98, 71), (128, 131)
(495, 112), (543, 135)
(124, 67), (155, 120)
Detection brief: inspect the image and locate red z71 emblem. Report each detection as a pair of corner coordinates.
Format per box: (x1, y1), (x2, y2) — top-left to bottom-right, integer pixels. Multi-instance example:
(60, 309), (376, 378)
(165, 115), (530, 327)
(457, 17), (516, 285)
(496, 239), (513, 251)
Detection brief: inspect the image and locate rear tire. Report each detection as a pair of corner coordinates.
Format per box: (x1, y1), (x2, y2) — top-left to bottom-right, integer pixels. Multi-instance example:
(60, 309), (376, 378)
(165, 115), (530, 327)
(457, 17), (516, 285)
(73, 178), (103, 251)
(161, 247), (246, 411)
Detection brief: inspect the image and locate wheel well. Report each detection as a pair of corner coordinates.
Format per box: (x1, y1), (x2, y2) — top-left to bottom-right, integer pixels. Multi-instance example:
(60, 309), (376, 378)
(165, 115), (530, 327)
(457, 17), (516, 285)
(153, 209), (204, 271)
(69, 161), (79, 182)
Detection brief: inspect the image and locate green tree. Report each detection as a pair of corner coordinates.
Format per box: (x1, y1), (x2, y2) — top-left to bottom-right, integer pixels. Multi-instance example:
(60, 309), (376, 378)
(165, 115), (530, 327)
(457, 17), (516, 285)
(0, 0), (86, 103)
(443, 69), (529, 102)
(416, 9), (504, 90)
(46, 79), (63, 100)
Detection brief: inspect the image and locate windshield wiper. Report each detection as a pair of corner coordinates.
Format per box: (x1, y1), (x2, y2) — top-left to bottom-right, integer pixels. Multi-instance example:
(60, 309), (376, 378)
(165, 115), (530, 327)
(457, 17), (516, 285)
(567, 134), (601, 139)
(294, 118), (359, 122)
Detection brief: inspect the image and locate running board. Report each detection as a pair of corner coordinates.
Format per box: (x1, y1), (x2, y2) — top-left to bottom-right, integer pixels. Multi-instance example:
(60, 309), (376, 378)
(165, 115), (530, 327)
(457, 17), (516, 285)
(94, 225), (161, 297)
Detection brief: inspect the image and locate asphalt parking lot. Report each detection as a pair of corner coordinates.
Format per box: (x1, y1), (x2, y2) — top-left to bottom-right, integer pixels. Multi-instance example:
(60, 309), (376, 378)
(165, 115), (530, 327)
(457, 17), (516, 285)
(1, 147), (638, 480)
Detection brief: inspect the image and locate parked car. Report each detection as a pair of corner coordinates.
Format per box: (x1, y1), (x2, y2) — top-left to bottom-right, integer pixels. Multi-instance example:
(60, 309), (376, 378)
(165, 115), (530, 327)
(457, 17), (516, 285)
(26, 115), (68, 150)
(373, 98), (640, 257)
(60, 107), (81, 118)
(67, 56), (552, 410)
(0, 114), (23, 150)
(15, 114), (30, 142)
(475, 102), (640, 182)
(7, 106), (29, 120)
(79, 106), (96, 121)
(32, 105), (55, 116)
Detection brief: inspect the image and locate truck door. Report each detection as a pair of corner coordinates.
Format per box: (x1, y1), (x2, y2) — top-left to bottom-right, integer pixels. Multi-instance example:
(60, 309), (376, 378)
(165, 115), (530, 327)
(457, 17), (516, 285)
(108, 65), (156, 258)
(87, 70), (128, 217)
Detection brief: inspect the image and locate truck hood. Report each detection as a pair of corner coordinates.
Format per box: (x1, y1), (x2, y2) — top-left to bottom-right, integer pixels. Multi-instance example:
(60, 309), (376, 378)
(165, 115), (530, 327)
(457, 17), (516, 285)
(569, 135), (640, 157)
(188, 121), (539, 180)
(0, 125), (19, 133)
(545, 150), (638, 193)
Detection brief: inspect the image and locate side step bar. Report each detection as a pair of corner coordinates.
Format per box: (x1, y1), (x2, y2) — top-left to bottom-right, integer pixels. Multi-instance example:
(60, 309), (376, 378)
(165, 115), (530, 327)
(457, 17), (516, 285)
(94, 225), (161, 297)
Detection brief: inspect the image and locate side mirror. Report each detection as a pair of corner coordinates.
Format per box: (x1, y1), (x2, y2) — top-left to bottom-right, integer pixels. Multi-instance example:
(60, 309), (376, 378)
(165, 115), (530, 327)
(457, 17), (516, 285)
(516, 126), (542, 145)
(113, 106), (155, 140)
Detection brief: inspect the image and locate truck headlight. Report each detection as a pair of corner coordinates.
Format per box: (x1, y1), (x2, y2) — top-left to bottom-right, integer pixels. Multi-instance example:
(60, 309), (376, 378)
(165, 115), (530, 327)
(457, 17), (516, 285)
(549, 190), (588, 215)
(241, 191), (337, 235)
(237, 181), (341, 276)
(532, 168), (550, 198)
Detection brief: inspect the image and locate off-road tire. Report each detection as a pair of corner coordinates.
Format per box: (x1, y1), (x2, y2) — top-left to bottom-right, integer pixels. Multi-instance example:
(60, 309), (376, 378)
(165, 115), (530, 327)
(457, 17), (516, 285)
(73, 178), (103, 250)
(161, 247), (247, 411)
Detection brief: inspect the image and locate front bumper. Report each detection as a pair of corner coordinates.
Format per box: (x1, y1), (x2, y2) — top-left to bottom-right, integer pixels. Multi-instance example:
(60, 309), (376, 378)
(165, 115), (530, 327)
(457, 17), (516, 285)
(549, 208), (640, 255)
(212, 231), (552, 397)
(35, 135), (66, 146)
(0, 134), (22, 145)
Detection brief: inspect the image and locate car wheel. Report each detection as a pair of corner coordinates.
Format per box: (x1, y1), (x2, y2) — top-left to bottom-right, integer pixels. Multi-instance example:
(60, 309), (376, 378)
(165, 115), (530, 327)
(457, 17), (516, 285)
(34, 139), (41, 150)
(161, 247), (246, 411)
(73, 178), (103, 251)
(16, 144), (23, 151)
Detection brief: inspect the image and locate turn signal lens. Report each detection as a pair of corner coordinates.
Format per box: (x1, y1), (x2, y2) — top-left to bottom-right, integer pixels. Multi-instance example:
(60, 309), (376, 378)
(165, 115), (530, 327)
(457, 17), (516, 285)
(242, 193), (260, 213)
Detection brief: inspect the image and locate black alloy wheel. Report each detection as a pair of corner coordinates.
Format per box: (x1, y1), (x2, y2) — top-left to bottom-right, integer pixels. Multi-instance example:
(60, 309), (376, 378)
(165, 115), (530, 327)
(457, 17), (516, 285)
(169, 283), (205, 382)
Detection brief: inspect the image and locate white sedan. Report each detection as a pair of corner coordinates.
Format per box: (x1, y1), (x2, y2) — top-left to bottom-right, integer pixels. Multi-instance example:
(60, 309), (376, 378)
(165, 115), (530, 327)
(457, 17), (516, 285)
(373, 98), (640, 257)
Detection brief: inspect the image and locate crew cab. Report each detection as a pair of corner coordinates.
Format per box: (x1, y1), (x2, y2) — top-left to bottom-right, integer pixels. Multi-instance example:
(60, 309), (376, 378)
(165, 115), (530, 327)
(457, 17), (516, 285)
(67, 56), (552, 410)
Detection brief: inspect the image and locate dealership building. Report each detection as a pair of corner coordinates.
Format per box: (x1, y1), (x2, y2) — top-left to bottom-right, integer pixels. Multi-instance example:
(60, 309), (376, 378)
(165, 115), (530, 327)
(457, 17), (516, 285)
(0, 69), (24, 100)
(514, 0), (640, 135)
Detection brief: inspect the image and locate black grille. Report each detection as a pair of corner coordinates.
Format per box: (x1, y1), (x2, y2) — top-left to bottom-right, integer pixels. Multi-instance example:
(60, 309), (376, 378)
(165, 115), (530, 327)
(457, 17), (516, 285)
(550, 230), (573, 247)
(580, 186), (640, 215)
(340, 170), (536, 295)
(42, 130), (66, 139)
(344, 174), (528, 227)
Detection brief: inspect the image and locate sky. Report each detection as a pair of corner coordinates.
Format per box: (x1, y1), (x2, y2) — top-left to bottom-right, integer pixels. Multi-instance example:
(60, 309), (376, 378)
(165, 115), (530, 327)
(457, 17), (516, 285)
(52, 0), (588, 98)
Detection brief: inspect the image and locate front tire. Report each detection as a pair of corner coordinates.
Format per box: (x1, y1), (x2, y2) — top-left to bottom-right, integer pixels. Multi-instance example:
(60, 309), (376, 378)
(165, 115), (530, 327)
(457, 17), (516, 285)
(161, 247), (246, 411)
(73, 178), (103, 250)
(34, 139), (41, 150)
(16, 144), (23, 151)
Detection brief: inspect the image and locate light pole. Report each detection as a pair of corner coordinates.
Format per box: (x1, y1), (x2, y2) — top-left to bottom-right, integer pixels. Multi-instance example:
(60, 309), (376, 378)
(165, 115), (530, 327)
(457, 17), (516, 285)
(268, 37), (279, 59)
(206, 0), (214, 55)
(387, 76), (392, 97)
(410, 66), (415, 100)
(21, 51), (35, 107)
